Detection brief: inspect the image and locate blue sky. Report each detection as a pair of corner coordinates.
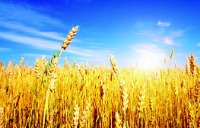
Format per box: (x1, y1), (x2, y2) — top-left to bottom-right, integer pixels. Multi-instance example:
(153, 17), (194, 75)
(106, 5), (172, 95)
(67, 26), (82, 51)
(0, 0), (200, 68)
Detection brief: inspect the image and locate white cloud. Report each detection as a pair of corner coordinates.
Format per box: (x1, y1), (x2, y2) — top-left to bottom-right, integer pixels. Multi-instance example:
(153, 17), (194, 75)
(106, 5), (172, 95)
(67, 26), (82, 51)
(0, 47), (11, 52)
(0, 21), (64, 41)
(170, 30), (185, 37)
(75, 0), (92, 1)
(138, 22), (185, 46)
(0, 32), (61, 50)
(163, 37), (174, 45)
(196, 42), (200, 47)
(22, 53), (51, 59)
(0, 1), (65, 27)
(131, 44), (157, 53)
(66, 46), (111, 58)
(157, 20), (171, 27)
(0, 32), (112, 60)
(62, 0), (92, 3)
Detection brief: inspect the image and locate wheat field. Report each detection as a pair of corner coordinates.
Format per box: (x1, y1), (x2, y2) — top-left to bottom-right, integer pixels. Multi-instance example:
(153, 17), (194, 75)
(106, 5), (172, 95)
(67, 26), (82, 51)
(0, 26), (199, 128)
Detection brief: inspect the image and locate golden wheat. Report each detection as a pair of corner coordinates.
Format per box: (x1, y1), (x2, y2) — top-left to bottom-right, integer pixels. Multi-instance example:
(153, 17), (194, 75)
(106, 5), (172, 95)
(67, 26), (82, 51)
(0, 107), (4, 128)
(115, 112), (122, 128)
(110, 55), (119, 75)
(61, 26), (78, 50)
(189, 54), (197, 76)
(1, 25), (200, 127)
(73, 104), (80, 128)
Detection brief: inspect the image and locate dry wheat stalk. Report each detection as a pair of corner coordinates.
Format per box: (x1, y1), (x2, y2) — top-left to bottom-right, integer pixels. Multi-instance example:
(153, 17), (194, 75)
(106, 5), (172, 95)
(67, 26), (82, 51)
(149, 97), (155, 126)
(137, 87), (146, 117)
(47, 57), (58, 80)
(149, 98), (153, 112)
(62, 26), (79, 50)
(189, 54), (197, 76)
(198, 117), (200, 128)
(186, 58), (191, 75)
(79, 100), (91, 127)
(34, 58), (42, 78)
(195, 80), (200, 103)
(120, 80), (129, 113)
(110, 55), (119, 75)
(100, 81), (105, 101)
(73, 104), (80, 128)
(6, 61), (14, 77)
(188, 102), (195, 128)
(43, 26), (78, 128)
(34, 56), (47, 78)
(174, 60), (177, 69)
(0, 107), (4, 128)
(64, 57), (70, 69)
(170, 48), (174, 60)
(115, 112), (122, 128)
(49, 74), (56, 91)
(41, 56), (47, 68)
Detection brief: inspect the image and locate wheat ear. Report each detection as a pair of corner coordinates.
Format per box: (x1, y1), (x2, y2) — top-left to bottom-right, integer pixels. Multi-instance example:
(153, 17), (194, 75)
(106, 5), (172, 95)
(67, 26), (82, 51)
(79, 100), (91, 127)
(42, 26), (78, 128)
(110, 55), (119, 75)
(189, 54), (197, 76)
(62, 26), (79, 50)
(115, 112), (122, 128)
(73, 104), (80, 128)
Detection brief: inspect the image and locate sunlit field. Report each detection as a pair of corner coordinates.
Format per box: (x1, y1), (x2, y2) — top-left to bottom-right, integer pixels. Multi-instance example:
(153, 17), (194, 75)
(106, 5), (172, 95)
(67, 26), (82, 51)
(0, 26), (200, 128)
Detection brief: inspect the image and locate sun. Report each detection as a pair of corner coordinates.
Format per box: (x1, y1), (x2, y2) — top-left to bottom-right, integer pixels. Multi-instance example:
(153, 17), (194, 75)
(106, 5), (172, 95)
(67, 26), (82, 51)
(136, 51), (162, 70)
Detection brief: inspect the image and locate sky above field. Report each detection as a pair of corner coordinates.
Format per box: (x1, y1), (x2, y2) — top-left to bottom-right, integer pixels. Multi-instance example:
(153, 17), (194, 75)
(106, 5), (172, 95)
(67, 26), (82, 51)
(0, 0), (200, 69)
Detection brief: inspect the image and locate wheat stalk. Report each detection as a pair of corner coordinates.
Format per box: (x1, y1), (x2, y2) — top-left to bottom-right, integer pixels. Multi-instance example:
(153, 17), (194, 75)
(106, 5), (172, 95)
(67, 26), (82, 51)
(73, 104), (80, 128)
(186, 58), (191, 75)
(42, 26), (78, 128)
(34, 59), (42, 78)
(64, 57), (70, 69)
(100, 81), (105, 101)
(115, 112), (122, 128)
(188, 102), (195, 128)
(79, 100), (91, 127)
(6, 61), (14, 77)
(110, 55), (119, 75)
(0, 107), (4, 128)
(170, 48), (174, 60)
(137, 87), (146, 118)
(120, 80), (129, 113)
(189, 54), (197, 76)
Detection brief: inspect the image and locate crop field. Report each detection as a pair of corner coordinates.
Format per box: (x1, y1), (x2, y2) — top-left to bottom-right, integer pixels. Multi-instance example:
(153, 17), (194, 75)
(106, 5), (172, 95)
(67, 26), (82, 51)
(0, 26), (199, 128)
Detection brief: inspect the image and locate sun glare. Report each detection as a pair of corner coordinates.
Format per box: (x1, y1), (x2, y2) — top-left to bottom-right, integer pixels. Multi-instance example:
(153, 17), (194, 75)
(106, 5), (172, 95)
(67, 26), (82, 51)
(136, 52), (162, 70)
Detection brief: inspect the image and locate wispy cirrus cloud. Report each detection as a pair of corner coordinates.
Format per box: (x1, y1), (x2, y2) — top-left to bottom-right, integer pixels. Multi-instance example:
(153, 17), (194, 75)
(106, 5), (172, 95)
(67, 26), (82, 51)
(0, 32), (61, 50)
(0, 47), (11, 52)
(196, 42), (200, 47)
(66, 46), (111, 58)
(163, 37), (174, 45)
(137, 21), (185, 45)
(22, 53), (51, 59)
(62, 0), (92, 3)
(0, 32), (111, 59)
(0, 1), (65, 28)
(0, 1), (111, 65)
(0, 21), (65, 41)
(157, 20), (171, 27)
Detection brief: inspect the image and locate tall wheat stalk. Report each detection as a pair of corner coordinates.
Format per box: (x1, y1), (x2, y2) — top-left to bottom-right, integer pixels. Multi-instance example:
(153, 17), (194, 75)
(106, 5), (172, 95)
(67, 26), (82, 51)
(42, 26), (78, 128)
